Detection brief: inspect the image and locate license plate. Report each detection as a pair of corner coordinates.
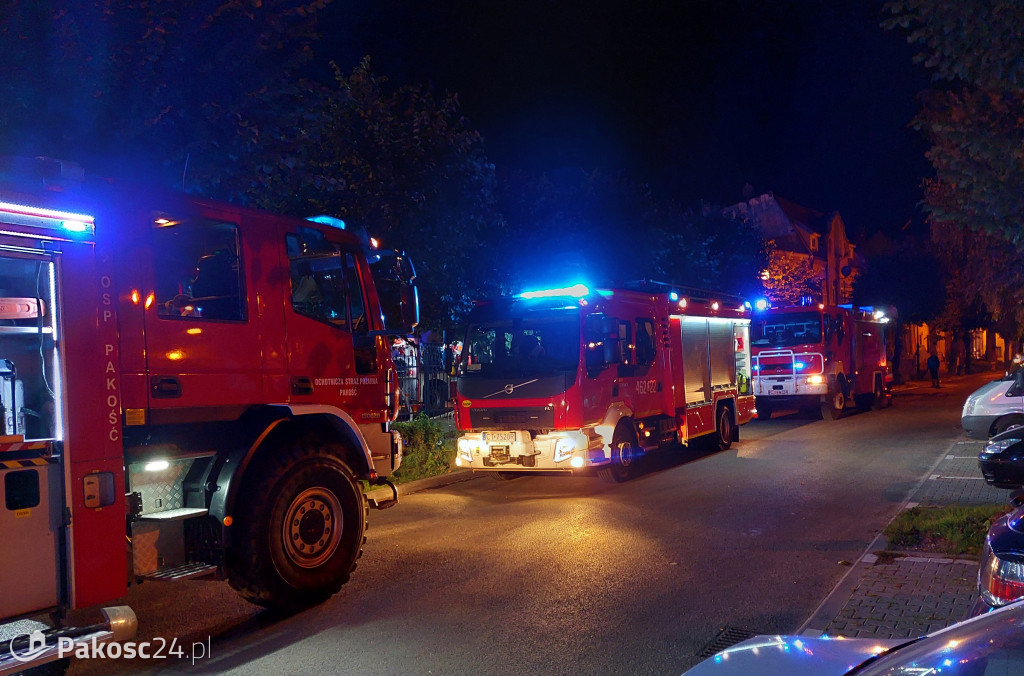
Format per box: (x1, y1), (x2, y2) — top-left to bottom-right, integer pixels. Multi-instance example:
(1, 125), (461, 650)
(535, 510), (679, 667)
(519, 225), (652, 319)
(485, 431), (517, 444)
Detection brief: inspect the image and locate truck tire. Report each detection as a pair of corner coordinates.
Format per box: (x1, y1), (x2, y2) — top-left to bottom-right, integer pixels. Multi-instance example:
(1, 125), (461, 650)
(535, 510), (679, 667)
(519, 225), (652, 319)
(716, 404), (734, 451)
(755, 398), (773, 420)
(821, 378), (846, 421)
(226, 442), (367, 612)
(598, 425), (640, 483)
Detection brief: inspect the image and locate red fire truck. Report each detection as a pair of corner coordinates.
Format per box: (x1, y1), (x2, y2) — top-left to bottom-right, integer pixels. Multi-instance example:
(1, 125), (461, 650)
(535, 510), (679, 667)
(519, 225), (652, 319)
(453, 282), (755, 481)
(0, 158), (417, 672)
(750, 303), (893, 420)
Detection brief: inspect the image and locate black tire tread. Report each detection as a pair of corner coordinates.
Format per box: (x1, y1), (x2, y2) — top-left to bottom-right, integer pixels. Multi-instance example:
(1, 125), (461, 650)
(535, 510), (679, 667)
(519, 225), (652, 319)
(226, 440), (368, 612)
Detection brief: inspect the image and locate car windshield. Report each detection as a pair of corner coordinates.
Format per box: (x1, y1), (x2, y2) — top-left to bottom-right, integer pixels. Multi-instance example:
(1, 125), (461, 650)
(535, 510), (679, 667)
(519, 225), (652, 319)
(461, 313), (580, 378)
(752, 312), (823, 347)
(851, 601), (1024, 674)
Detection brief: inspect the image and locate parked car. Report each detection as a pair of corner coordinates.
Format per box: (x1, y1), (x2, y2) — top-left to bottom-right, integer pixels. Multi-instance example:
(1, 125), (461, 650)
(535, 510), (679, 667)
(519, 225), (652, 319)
(970, 500), (1024, 617)
(684, 598), (1024, 675)
(979, 427), (1024, 488)
(962, 371), (1024, 440)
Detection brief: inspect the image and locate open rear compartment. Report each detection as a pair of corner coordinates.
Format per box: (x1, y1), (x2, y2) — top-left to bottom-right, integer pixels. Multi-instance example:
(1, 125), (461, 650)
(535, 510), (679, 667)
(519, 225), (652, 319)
(0, 251), (60, 441)
(0, 245), (64, 620)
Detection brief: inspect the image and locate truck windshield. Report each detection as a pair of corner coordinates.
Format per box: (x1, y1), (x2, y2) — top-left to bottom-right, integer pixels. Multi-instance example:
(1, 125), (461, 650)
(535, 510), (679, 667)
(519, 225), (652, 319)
(462, 314), (580, 378)
(752, 312), (823, 347)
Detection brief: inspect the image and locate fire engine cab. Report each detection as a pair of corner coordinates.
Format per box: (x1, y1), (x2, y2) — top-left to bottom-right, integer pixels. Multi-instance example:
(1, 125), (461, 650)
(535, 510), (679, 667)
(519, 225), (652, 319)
(0, 157), (417, 673)
(750, 303), (893, 420)
(453, 282), (755, 481)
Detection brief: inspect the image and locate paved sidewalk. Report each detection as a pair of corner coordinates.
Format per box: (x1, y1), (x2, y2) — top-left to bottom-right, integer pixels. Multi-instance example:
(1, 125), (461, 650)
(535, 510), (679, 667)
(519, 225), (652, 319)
(799, 372), (1013, 639)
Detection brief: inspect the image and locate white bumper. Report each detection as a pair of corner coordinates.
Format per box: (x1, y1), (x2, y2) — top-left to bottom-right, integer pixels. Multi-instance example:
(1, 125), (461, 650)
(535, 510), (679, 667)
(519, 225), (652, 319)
(455, 429), (606, 471)
(754, 375), (828, 397)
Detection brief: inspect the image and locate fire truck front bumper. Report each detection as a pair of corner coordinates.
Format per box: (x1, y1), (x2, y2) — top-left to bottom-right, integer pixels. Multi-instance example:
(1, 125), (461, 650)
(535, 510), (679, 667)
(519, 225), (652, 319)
(755, 375), (829, 398)
(455, 430), (607, 472)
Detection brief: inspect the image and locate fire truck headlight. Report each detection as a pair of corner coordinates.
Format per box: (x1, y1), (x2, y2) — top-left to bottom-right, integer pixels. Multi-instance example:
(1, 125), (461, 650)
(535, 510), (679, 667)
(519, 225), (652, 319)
(570, 456), (585, 468)
(806, 375), (825, 386)
(554, 438), (576, 462)
(457, 438), (479, 462)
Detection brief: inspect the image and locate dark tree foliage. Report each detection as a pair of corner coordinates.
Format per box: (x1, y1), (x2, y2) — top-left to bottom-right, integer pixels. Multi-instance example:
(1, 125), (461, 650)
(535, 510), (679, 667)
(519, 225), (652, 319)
(0, 0), (327, 184)
(224, 60), (511, 331)
(930, 218), (1024, 344)
(497, 169), (653, 291)
(649, 206), (767, 300)
(0, 5), (510, 330)
(852, 242), (945, 325)
(498, 169), (766, 299)
(885, 0), (1024, 343)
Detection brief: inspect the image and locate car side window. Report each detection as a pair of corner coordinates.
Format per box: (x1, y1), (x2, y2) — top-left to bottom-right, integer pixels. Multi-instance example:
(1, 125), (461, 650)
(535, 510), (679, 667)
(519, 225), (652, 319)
(635, 318), (655, 367)
(154, 218), (245, 322)
(287, 234), (368, 333)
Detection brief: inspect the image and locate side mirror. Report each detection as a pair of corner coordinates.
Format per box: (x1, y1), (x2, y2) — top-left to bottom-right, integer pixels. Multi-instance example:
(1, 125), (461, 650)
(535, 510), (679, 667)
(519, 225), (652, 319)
(371, 250), (419, 334)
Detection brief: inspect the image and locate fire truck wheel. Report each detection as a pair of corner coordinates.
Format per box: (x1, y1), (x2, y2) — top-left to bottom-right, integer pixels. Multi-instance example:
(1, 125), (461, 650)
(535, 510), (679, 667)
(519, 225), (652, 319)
(821, 380), (846, 420)
(716, 405), (734, 451)
(598, 426), (640, 483)
(226, 444), (367, 612)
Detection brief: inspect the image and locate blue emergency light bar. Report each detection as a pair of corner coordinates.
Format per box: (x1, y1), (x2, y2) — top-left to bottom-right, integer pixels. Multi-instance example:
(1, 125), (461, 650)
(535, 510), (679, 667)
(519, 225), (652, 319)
(306, 215), (346, 230)
(519, 283), (590, 300)
(0, 200), (95, 235)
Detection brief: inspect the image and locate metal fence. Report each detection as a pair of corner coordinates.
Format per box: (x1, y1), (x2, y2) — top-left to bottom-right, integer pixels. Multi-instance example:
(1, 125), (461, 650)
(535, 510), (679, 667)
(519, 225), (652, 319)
(393, 341), (453, 420)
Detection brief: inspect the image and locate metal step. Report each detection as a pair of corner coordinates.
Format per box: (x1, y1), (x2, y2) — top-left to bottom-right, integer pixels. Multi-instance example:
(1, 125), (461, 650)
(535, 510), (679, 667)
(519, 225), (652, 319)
(0, 606), (136, 676)
(143, 562), (218, 581)
(137, 507), (209, 521)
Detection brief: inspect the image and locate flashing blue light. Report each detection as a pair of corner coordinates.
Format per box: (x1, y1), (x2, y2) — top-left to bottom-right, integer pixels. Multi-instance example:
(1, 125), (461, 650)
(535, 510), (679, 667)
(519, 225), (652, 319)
(754, 299), (769, 311)
(306, 214), (346, 230)
(519, 283), (590, 299)
(669, 291), (679, 301)
(795, 361), (806, 370)
(744, 301), (752, 309)
(752, 364), (759, 371)
(0, 201), (95, 235)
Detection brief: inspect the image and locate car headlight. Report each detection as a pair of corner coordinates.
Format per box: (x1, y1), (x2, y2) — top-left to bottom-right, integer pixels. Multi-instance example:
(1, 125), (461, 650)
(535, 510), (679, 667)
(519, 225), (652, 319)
(985, 439), (1019, 454)
(554, 438), (576, 462)
(964, 398), (977, 416)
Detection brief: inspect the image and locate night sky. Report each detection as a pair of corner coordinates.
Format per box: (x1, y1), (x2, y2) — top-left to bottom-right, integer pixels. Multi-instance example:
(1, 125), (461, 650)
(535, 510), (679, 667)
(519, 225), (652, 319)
(323, 0), (933, 239)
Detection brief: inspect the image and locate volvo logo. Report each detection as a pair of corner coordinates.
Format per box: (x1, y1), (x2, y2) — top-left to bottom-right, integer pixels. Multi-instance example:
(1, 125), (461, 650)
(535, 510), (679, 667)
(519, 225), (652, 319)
(482, 379), (540, 399)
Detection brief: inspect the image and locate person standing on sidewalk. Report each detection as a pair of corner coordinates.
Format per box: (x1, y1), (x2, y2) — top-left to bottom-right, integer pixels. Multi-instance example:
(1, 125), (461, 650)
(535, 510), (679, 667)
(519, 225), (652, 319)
(927, 353), (941, 388)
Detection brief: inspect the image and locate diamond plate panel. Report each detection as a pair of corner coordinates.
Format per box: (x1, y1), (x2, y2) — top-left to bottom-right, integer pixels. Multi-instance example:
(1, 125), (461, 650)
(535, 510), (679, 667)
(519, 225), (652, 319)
(128, 460), (189, 514)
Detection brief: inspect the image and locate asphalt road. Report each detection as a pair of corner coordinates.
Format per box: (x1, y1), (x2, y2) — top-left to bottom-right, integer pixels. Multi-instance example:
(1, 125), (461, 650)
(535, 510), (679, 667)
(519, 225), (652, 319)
(69, 372), (994, 676)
